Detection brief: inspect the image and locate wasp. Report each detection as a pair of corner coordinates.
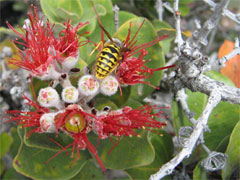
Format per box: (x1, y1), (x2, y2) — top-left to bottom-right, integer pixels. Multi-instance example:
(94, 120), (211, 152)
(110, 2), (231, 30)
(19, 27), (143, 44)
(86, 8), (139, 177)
(90, 1), (129, 80)
(92, 24), (130, 80)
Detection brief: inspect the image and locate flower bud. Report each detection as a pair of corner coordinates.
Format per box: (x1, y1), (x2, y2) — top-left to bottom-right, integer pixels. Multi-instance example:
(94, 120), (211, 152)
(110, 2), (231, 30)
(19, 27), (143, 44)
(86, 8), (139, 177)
(40, 113), (56, 133)
(38, 87), (61, 108)
(61, 52), (79, 73)
(78, 75), (99, 96)
(100, 76), (118, 96)
(62, 86), (79, 103)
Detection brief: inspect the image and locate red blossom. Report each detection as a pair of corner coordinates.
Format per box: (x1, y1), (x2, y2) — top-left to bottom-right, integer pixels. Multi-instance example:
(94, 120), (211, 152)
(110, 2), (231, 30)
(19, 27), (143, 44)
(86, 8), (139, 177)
(94, 104), (167, 139)
(5, 95), (49, 137)
(6, 5), (57, 76)
(53, 105), (106, 172)
(54, 20), (89, 59)
(117, 49), (176, 87)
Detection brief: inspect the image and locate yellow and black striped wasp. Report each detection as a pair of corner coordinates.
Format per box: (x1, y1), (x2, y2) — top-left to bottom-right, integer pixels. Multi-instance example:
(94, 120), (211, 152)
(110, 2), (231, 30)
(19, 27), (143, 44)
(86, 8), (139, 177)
(90, 1), (130, 80)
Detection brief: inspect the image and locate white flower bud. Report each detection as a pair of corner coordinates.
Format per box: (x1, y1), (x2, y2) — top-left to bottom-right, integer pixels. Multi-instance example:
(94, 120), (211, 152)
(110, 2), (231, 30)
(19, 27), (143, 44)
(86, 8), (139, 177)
(100, 76), (118, 96)
(38, 87), (61, 108)
(61, 51), (79, 73)
(62, 86), (79, 103)
(78, 75), (99, 96)
(40, 113), (56, 133)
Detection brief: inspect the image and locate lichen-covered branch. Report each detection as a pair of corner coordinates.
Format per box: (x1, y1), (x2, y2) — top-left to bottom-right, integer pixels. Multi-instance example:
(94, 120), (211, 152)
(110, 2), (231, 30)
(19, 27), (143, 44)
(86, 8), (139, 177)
(218, 38), (240, 66)
(150, 0), (240, 179)
(188, 0), (230, 48)
(203, 0), (240, 24)
(150, 91), (221, 180)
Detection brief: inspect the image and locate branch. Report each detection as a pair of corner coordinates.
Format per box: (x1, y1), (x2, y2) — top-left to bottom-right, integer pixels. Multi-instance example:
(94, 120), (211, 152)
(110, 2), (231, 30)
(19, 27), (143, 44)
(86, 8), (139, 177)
(173, 0), (184, 53)
(203, 0), (240, 24)
(150, 91), (221, 180)
(218, 38), (240, 66)
(188, 0), (230, 48)
(176, 54), (240, 104)
(155, 0), (164, 21)
(112, 4), (120, 31)
(176, 89), (197, 124)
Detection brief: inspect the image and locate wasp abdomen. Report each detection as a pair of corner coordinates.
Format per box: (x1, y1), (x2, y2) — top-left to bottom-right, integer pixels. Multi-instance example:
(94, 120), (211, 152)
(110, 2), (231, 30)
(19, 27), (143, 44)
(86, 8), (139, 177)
(95, 44), (121, 79)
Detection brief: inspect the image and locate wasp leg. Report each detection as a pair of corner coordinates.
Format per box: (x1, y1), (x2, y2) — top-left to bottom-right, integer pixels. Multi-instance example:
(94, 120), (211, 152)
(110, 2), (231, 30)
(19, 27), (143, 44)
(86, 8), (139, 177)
(89, 41), (104, 56)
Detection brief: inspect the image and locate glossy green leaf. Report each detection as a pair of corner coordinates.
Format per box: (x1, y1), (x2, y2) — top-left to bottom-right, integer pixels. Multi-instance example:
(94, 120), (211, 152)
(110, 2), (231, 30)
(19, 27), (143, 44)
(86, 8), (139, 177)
(71, 160), (105, 180)
(55, 8), (80, 25)
(9, 127), (22, 158)
(13, 128), (90, 180)
(152, 20), (174, 54)
(0, 27), (22, 37)
(205, 102), (239, 150)
(40, 0), (63, 23)
(24, 129), (74, 151)
(0, 132), (13, 159)
(126, 130), (174, 180)
(222, 120), (240, 180)
(119, 11), (137, 26)
(94, 97), (118, 110)
(3, 168), (29, 180)
(193, 162), (208, 180)
(57, 0), (83, 17)
(123, 98), (143, 109)
(113, 17), (165, 101)
(88, 131), (155, 169)
(0, 159), (4, 175)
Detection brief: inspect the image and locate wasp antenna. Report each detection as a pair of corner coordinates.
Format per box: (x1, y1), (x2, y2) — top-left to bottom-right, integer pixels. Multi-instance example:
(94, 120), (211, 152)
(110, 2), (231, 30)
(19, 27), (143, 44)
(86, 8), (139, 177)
(90, 0), (114, 43)
(90, 0), (102, 26)
(99, 23), (114, 42)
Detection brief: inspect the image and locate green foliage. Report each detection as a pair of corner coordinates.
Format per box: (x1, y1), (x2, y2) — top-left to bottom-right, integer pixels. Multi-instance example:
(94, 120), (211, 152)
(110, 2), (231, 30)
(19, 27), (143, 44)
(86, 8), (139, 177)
(0, 132), (13, 159)
(222, 120), (240, 180)
(13, 128), (90, 180)
(126, 130), (174, 179)
(88, 131), (155, 169)
(70, 160), (105, 179)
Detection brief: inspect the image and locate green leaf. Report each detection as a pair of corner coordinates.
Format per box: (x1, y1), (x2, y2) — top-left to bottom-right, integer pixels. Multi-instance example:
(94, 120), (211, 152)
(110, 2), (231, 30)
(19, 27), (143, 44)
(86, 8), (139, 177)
(94, 97), (118, 110)
(222, 120), (240, 180)
(24, 129), (74, 151)
(55, 8), (80, 25)
(204, 71), (235, 87)
(126, 130), (174, 180)
(123, 98), (143, 109)
(88, 131), (155, 169)
(71, 160), (105, 180)
(152, 20), (174, 54)
(13, 128), (90, 180)
(40, 0), (63, 23)
(3, 168), (29, 180)
(193, 162), (208, 180)
(0, 159), (4, 175)
(0, 27), (21, 37)
(119, 11), (137, 26)
(57, 0), (83, 18)
(0, 132), (13, 159)
(113, 17), (165, 101)
(9, 127), (22, 158)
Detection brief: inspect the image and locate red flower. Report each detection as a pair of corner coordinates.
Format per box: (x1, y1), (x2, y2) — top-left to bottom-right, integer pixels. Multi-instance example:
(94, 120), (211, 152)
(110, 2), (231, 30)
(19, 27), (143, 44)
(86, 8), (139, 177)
(7, 6), (89, 77)
(53, 104), (106, 172)
(5, 95), (49, 137)
(6, 5), (57, 76)
(94, 104), (167, 139)
(54, 20), (89, 59)
(117, 49), (176, 87)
